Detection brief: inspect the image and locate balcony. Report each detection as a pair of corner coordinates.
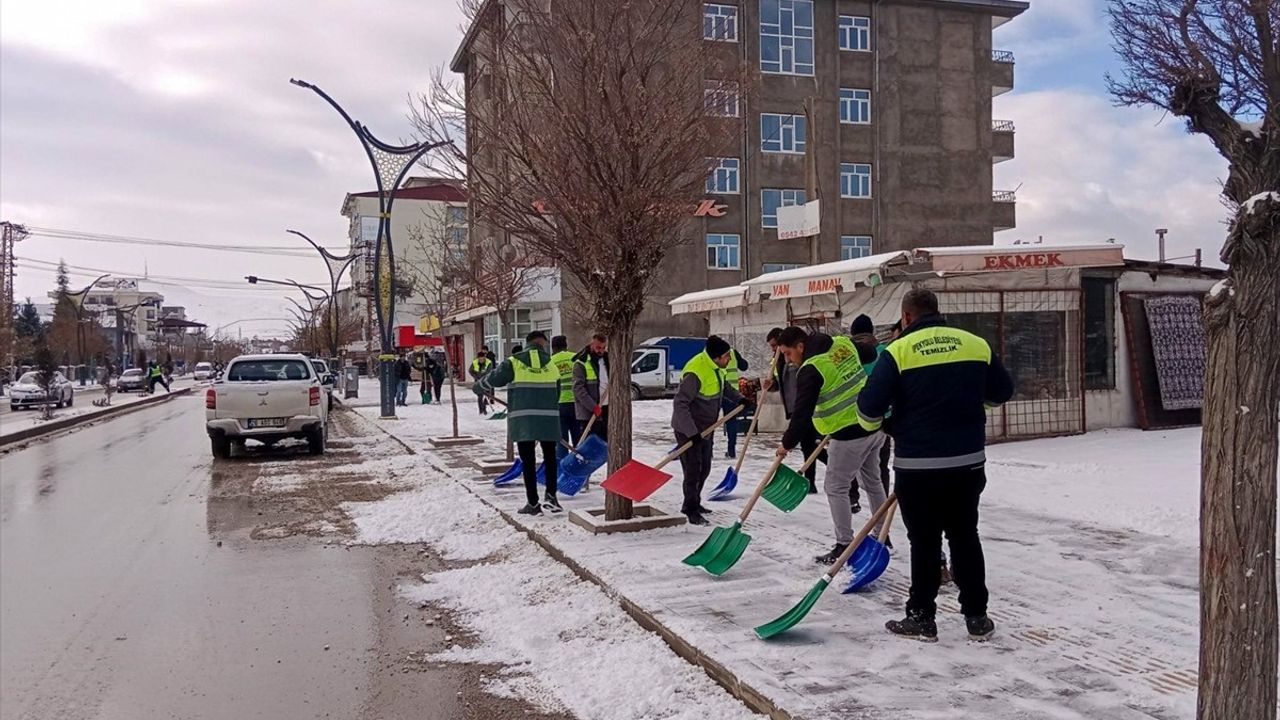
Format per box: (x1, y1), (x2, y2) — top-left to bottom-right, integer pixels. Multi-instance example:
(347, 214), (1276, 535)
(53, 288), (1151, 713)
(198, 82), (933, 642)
(993, 190), (1017, 231)
(991, 50), (1015, 97)
(992, 119), (1015, 163)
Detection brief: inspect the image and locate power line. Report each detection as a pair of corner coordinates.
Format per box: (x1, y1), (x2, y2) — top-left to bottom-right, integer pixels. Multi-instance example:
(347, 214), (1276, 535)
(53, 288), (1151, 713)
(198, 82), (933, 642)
(23, 225), (351, 258)
(14, 258), (329, 293)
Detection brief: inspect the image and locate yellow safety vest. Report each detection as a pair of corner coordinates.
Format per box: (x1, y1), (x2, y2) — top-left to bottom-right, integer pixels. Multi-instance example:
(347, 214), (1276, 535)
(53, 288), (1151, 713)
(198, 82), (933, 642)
(552, 350), (576, 404)
(471, 357), (492, 374)
(509, 350), (558, 389)
(803, 336), (867, 435)
(682, 350), (723, 400)
(724, 348), (741, 387)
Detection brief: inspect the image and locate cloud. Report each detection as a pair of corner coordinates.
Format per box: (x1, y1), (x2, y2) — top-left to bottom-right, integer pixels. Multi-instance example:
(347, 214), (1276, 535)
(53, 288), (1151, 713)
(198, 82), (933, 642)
(995, 89), (1230, 264)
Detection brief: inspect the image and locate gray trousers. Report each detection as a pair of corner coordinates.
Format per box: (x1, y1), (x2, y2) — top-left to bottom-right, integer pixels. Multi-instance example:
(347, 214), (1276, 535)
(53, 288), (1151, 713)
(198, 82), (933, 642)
(824, 432), (888, 544)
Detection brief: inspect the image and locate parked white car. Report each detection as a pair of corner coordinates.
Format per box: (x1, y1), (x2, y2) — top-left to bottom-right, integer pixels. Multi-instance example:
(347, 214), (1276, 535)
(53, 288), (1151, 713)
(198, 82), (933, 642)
(309, 358), (336, 411)
(193, 362), (216, 381)
(9, 371), (74, 410)
(205, 354), (328, 458)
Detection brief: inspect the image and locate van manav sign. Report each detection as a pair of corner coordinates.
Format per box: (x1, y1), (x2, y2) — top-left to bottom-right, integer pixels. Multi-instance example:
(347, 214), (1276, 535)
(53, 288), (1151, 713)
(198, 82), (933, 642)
(922, 245), (1125, 273)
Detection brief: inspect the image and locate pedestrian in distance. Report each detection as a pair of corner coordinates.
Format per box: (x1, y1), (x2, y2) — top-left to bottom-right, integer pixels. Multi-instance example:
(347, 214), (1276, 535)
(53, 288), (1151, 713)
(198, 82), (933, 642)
(469, 348), (494, 415)
(856, 288), (1014, 642)
(722, 347), (749, 459)
(420, 353), (433, 404)
(394, 353), (413, 407)
(671, 335), (746, 526)
(763, 327), (827, 495)
(146, 360), (170, 394)
(773, 327), (886, 566)
(473, 331), (563, 515)
(430, 351), (446, 403)
(550, 335), (580, 462)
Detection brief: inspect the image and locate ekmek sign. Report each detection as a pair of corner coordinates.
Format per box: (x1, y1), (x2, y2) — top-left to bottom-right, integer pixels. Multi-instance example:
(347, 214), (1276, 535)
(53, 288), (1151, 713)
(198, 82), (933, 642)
(981, 252), (1065, 270)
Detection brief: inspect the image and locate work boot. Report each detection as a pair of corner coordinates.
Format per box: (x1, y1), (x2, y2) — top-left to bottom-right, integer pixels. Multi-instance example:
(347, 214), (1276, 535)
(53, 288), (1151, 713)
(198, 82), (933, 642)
(966, 615), (996, 641)
(808, 479), (818, 494)
(698, 504), (714, 515)
(940, 558), (954, 586)
(541, 496), (563, 514)
(685, 512), (709, 526)
(517, 503), (542, 516)
(886, 611), (938, 642)
(851, 499), (862, 515)
(814, 543), (848, 565)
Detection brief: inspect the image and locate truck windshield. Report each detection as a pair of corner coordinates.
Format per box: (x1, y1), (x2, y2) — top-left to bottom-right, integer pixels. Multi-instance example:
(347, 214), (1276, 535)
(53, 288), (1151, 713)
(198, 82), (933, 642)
(227, 360), (311, 382)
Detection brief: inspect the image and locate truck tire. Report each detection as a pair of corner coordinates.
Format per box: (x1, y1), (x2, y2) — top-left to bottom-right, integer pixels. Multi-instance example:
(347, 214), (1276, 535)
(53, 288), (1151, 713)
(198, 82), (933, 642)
(211, 436), (232, 459)
(307, 427), (326, 456)
(631, 384), (642, 401)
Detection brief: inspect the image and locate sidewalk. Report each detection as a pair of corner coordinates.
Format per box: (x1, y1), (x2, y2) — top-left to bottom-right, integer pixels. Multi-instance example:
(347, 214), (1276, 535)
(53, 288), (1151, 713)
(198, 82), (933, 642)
(344, 385), (1206, 719)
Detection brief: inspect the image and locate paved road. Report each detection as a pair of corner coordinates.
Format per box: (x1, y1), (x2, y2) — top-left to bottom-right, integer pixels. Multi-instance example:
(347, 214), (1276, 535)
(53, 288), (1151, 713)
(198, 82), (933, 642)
(0, 394), (556, 720)
(0, 377), (197, 418)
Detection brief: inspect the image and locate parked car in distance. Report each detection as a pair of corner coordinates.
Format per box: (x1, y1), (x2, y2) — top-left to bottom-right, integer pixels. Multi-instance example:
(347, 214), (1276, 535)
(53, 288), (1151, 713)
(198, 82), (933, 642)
(309, 358), (336, 410)
(117, 368), (147, 393)
(205, 353), (328, 459)
(193, 362), (215, 381)
(9, 371), (74, 410)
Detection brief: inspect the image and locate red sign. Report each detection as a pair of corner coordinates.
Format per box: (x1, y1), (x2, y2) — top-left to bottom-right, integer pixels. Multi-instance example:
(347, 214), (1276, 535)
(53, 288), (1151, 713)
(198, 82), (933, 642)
(981, 252), (1065, 270)
(807, 277), (840, 294)
(694, 199), (728, 217)
(396, 325), (443, 348)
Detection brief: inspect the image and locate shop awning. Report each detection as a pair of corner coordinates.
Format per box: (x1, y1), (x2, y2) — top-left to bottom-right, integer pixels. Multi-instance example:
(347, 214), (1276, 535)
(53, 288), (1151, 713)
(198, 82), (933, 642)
(669, 285), (749, 316)
(915, 244), (1125, 273)
(743, 251), (910, 301)
(444, 304), (496, 324)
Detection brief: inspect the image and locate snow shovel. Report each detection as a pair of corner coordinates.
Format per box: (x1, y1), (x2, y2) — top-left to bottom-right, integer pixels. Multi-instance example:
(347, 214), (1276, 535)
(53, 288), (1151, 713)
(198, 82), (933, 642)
(842, 499), (897, 593)
(601, 404), (746, 502)
(754, 494), (897, 640)
(557, 415), (606, 496)
(761, 436), (831, 512)
(493, 460), (547, 486)
(684, 441), (830, 575)
(708, 352), (780, 502)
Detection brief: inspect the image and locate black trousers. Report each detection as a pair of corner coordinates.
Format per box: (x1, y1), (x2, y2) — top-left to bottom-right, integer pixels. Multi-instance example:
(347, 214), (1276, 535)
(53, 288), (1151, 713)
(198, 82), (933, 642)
(432, 376), (444, 401)
(879, 436), (892, 495)
(675, 433), (714, 515)
(559, 404), (581, 447)
(517, 440), (558, 506)
(895, 465), (989, 618)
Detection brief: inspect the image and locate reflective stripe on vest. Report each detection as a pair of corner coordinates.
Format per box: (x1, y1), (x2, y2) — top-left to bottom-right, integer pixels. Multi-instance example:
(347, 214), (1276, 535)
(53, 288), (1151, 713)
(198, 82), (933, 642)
(552, 350), (576, 404)
(724, 349), (740, 385)
(885, 326), (992, 374)
(682, 350), (723, 400)
(509, 350), (558, 390)
(802, 336), (867, 435)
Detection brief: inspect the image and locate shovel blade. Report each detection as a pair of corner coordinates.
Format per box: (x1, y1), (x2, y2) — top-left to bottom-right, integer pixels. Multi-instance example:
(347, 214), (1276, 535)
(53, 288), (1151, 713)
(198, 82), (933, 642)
(493, 458), (524, 486)
(601, 460), (673, 502)
(761, 463), (810, 512)
(535, 462), (546, 485)
(842, 540), (890, 594)
(702, 528), (753, 576)
(683, 521), (740, 568)
(557, 435), (609, 496)
(489, 410), (507, 420)
(707, 467), (738, 501)
(754, 577), (832, 639)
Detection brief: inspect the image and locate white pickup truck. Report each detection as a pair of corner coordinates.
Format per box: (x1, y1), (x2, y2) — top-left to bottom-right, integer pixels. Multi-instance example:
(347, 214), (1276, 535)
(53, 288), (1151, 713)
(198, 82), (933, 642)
(205, 353), (328, 459)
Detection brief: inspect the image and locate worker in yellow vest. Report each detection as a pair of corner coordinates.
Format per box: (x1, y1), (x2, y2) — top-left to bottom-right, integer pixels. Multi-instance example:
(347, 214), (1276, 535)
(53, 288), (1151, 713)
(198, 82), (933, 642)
(671, 335), (744, 526)
(551, 335), (580, 460)
(721, 348), (749, 459)
(469, 347), (494, 415)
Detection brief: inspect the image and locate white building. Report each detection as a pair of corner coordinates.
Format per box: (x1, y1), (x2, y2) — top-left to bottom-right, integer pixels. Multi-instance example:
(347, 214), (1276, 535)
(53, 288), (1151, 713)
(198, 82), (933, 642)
(49, 277), (164, 356)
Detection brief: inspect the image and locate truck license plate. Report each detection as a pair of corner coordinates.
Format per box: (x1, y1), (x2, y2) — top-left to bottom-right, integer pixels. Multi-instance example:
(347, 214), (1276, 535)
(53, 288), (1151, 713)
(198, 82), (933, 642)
(247, 418), (287, 429)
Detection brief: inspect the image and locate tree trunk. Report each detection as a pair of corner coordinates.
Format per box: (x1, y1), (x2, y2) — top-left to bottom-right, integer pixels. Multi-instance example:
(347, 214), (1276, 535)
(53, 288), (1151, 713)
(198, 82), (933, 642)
(501, 307), (514, 462)
(605, 324), (636, 521)
(449, 368), (459, 438)
(1199, 219), (1280, 720)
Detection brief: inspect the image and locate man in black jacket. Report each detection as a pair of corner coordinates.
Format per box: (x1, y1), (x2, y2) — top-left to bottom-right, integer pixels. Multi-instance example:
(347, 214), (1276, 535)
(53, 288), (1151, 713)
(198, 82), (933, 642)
(764, 327), (827, 495)
(857, 289), (1014, 642)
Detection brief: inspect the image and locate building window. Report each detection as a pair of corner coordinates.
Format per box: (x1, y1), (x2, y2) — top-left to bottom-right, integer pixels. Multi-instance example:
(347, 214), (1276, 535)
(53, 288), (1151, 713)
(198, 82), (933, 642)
(761, 188), (806, 228)
(839, 88), (871, 124)
(840, 163), (872, 198)
(1083, 276), (1116, 390)
(703, 3), (738, 42)
(761, 262), (804, 273)
(704, 81), (740, 117)
(839, 15), (871, 51)
(706, 234), (741, 269)
(840, 235), (873, 260)
(359, 216), (380, 244)
(705, 157), (740, 194)
(447, 206), (466, 224)
(761, 0), (814, 76)
(761, 113), (806, 154)
(484, 309), (533, 360)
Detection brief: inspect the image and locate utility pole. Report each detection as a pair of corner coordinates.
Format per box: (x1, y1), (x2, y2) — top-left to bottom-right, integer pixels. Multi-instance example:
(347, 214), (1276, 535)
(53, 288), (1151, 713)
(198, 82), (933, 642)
(1, 221), (30, 380)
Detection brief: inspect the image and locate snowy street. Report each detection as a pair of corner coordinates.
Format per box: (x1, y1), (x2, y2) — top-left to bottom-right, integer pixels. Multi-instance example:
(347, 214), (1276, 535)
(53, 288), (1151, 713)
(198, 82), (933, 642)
(339, 380), (1224, 720)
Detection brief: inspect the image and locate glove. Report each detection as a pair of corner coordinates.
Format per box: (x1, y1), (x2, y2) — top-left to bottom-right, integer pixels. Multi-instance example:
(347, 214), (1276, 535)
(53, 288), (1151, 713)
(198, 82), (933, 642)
(593, 404), (602, 417)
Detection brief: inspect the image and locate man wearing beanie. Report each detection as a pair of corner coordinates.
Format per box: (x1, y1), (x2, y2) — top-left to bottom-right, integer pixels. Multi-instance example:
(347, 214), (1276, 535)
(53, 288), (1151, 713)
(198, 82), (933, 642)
(671, 335), (744, 525)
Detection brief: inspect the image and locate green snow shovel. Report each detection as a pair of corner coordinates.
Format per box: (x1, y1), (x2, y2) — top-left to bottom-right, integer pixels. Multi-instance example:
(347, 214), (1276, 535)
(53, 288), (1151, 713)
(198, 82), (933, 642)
(754, 494), (897, 640)
(760, 436), (831, 512)
(486, 394), (508, 420)
(684, 440), (831, 576)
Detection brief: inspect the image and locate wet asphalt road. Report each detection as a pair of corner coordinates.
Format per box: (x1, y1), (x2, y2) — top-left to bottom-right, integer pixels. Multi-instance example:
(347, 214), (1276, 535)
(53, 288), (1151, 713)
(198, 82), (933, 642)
(0, 394), (543, 720)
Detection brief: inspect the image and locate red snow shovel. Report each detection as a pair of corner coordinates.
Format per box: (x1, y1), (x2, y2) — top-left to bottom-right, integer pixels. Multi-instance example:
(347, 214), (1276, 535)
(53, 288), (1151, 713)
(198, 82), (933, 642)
(601, 404), (746, 502)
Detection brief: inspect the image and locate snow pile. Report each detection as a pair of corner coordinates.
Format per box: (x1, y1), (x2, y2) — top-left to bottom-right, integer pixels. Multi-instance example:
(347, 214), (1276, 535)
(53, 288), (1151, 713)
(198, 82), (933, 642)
(1209, 278), (1232, 298)
(1239, 119), (1264, 138)
(1243, 191), (1279, 215)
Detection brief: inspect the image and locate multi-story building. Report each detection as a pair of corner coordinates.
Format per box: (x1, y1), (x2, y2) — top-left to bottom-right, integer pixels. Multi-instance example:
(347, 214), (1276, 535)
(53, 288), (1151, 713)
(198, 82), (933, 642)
(50, 277), (164, 363)
(452, 0), (1027, 340)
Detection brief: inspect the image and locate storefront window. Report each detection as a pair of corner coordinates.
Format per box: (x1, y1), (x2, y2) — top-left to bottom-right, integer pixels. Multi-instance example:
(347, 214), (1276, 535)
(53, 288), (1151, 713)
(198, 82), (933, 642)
(1082, 277), (1116, 390)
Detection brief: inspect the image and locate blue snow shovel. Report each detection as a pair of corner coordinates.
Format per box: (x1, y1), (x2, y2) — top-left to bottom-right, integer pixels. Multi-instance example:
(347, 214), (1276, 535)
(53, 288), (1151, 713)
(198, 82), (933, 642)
(709, 352), (779, 501)
(557, 415), (606, 496)
(494, 459), (547, 486)
(842, 498), (898, 593)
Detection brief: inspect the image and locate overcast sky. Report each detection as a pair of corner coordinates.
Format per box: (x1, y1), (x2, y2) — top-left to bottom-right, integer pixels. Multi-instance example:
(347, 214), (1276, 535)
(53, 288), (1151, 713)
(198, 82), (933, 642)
(1, 0), (1230, 335)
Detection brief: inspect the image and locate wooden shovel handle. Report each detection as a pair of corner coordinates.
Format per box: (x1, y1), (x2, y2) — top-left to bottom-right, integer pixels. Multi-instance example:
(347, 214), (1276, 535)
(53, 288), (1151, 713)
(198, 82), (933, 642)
(578, 412), (599, 441)
(738, 454), (786, 522)
(730, 351), (781, 475)
(654, 404), (746, 471)
(824, 494), (897, 579)
(876, 498), (898, 544)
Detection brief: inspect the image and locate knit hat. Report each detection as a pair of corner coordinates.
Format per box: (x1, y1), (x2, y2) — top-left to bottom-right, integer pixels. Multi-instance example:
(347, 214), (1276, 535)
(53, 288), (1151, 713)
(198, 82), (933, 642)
(705, 335), (731, 359)
(850, 314), (874, 336)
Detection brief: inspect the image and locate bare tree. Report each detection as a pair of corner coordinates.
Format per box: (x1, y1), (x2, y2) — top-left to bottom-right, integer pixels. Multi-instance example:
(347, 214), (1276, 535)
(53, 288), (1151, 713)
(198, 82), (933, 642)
(1107, 2), (1279, 716)
(412, 0), (739, 520)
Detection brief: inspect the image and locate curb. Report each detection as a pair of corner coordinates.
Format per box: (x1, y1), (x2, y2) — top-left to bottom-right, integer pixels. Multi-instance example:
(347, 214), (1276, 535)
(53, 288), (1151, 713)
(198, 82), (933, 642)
(350, 407), (793, 720)
(0, 387), (195, 449)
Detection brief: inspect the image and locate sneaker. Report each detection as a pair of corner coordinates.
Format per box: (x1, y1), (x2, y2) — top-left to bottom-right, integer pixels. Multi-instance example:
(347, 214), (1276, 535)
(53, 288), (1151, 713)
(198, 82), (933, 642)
(814, 543), (848, 565)
(698, 505), (714, 514)
(541, 498), (563, 514)
(966, 615), (996, 641)
(685, 512), (709, 526)
(886, 612), (938, 642)
(851, 499), (862, 515)
(725, 451), (735, 459)
(517, 503), (542, 516)
(808, 480), (818, 495)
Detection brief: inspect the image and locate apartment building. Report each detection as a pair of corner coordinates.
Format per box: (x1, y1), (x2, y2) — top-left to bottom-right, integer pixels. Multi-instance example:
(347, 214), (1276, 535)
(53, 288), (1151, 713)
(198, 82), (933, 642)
(453, 0), (1028, 340)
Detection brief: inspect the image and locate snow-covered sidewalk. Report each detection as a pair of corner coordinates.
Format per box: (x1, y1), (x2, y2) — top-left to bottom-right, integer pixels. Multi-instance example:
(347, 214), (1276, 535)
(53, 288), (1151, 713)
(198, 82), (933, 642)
(346, 386), (1210, 719)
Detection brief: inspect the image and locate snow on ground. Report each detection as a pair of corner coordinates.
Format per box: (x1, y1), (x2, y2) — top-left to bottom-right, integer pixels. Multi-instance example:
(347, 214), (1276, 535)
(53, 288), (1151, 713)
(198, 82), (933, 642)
(346, 381), (1211, 719)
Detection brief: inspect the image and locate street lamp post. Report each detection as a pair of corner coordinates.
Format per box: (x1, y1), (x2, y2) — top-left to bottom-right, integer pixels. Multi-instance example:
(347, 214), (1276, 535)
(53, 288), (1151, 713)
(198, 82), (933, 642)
(291, 78), (450, 420)
(285, 230), (356, 359)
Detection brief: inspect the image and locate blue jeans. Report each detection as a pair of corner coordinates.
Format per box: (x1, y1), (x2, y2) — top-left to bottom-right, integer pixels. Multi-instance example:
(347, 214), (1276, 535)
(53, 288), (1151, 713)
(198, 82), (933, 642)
(396, 379), (409, 405)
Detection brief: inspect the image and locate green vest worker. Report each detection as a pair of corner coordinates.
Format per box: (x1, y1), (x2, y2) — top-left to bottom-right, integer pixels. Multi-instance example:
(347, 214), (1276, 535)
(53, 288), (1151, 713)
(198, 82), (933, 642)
(468, 351), (494, 415)
(474, 331), (563, 515)
(773, 327), (885, 565)
(550, 335), (581, 450)
(670, 335), (744, 526)
(856, 288), (1013, 642)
